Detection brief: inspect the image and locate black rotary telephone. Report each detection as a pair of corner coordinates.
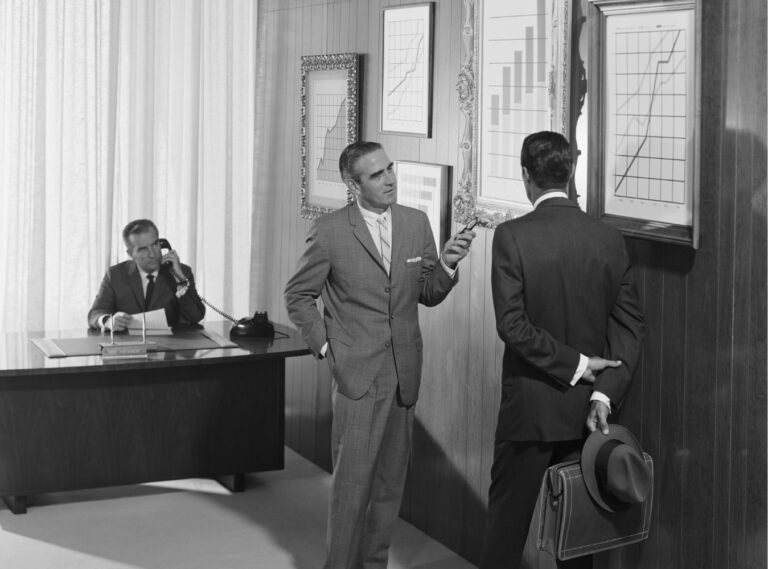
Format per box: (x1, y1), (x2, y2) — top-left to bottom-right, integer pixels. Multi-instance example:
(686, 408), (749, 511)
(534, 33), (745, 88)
(229, 311), (275, 337)
(158, 238), (275, 338)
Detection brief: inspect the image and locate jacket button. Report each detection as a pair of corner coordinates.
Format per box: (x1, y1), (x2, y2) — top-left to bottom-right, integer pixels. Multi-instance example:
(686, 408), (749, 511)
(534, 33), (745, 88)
(384, 287), (391, 293)
(390, 314), (395, 319)
(385, 341), (391, 347)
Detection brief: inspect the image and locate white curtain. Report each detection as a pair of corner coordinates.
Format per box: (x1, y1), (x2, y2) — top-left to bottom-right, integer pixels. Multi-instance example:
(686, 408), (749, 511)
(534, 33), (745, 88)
(0, 0), (257, 333)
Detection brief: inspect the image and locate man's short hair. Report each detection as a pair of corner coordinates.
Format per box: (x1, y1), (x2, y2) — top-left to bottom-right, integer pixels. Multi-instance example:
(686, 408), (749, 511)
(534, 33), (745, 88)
(520, 131), (573, 190)
(122, 219), (158, 248)
(339, 141), (383, 183)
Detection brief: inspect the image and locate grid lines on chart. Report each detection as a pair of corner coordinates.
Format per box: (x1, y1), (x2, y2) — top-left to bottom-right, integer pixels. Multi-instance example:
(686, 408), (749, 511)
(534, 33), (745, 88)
(482, 0), (550, 185)
(612, 28), (687, 204)
(315, 94), (347, 183)
(385, 18), (425, 123)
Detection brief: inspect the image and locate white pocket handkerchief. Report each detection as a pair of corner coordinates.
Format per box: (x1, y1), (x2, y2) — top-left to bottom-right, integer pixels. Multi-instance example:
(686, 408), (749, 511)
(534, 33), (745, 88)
(406, 256), (422, 263)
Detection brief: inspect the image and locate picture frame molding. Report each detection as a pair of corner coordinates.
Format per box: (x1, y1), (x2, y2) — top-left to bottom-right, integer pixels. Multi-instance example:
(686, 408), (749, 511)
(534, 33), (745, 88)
(380, 2), (435, 137)
(456, 0), (572, 229)
(586, 0), (701, 248)
(394, 160), (451, 247)
(300, 53), (360, 220)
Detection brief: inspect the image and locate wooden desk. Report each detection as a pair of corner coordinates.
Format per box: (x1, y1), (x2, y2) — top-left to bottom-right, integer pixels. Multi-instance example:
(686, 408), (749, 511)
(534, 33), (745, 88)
(0, 322), (310, 514)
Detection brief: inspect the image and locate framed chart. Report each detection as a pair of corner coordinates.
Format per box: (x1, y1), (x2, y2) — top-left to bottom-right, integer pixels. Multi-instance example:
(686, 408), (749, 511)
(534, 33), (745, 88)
(587, 0), (700, 248)
(381, 3), (434, 136)
(395, 161), (451, 247)
(456, 0), (572, 228)
(300, 53), (360, 220)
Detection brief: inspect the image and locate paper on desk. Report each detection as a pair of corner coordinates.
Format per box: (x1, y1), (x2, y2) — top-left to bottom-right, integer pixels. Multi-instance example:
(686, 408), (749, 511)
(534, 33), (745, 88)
(126, 309), (171, 333)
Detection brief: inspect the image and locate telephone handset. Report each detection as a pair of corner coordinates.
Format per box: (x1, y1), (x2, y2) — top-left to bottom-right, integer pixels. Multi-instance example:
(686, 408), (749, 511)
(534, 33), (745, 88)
(158, 238), (173, 267)
(158, 237), (276, 338)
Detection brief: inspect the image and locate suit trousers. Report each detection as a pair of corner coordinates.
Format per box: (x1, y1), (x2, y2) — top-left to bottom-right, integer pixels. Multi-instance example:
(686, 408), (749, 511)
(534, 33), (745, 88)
(324, 350), (414, 569)
(480, 439), (592, 569)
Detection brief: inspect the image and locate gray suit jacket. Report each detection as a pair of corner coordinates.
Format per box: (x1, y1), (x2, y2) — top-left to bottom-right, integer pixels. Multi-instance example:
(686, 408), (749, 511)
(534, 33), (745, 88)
(284, 203), (456, 405)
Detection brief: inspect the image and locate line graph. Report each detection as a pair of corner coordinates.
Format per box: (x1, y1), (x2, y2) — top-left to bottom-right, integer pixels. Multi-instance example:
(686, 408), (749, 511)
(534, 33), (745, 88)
(611, 28), (687, 205)
(596, 5), (697, 243)
(314, 94), (347, 183)
(381, 4), (432, 135)
(385, 28), (425, 119)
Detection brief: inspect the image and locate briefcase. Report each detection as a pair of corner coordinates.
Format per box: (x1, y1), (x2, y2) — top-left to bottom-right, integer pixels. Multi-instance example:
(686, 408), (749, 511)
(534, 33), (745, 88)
(533, 454), (653, 560)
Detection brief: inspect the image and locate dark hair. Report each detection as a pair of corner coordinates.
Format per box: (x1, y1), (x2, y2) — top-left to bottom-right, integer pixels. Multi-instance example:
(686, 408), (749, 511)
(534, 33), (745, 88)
(338, 141), (383, 183)
(520, 131), (573, 190)
(122, 219), (158, 248)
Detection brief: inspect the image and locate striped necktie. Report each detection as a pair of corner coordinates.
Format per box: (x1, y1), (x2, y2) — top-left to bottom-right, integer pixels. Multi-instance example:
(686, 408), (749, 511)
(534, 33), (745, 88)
(377, 214), (391, 275)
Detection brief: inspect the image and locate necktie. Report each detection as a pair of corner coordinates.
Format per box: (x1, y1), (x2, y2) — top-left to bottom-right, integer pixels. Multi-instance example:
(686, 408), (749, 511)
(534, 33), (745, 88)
(377, 214), (391, 275)
(145, 274), (155, 310)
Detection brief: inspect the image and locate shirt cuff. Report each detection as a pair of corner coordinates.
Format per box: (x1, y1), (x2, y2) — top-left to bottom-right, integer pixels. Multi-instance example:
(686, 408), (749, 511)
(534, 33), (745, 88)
(571, 353), (589, 385)
(440, 257), (457, 279)
(98, 314), (111, 332)
(175, 284), (189, 298)
(590, 390), (611, 412)
(319, 342), (328, 359)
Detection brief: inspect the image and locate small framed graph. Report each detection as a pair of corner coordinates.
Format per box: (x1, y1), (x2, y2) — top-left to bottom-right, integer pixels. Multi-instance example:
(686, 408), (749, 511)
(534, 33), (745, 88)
(300, 53), (360, 220)
(395, 161), (450, 247)
(381, 3), (434, 137)
(587, 0), (700, 248)
(455, 0), (572, 228)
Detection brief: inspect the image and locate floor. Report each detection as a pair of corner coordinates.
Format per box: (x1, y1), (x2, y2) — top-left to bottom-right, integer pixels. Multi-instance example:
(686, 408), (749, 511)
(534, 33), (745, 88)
(0, 447), (477, 569)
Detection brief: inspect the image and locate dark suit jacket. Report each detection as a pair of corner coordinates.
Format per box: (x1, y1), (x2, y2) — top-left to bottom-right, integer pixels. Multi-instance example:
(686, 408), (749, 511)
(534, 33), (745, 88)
(284, 203), (456, 405)
(491, 198), (645, 442)
(88, 260), (205, 329)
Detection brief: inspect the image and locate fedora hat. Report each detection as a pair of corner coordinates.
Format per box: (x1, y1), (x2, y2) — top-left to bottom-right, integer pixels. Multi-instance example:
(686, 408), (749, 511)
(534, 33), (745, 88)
(581, 425), (652, 513)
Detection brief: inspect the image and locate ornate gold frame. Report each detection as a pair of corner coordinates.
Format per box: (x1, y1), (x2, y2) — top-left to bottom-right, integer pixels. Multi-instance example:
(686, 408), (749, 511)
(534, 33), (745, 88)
(456, 0), (572, 228)
(300, 53), (360, 220)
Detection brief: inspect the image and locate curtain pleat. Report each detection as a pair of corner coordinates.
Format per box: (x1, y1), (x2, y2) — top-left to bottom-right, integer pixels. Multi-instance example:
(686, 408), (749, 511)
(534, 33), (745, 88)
(0, 0), (257, 333)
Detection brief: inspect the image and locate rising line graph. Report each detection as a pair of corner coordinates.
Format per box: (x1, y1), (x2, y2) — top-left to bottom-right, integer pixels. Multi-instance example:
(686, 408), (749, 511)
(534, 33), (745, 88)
(315, 95), (347, 183)
(611, 27), (687, 205)
(384, 18), (426, 123)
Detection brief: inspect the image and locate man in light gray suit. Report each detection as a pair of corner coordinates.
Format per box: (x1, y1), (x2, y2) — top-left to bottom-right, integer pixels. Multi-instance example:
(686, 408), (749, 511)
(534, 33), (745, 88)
(284, 141), (475, 569)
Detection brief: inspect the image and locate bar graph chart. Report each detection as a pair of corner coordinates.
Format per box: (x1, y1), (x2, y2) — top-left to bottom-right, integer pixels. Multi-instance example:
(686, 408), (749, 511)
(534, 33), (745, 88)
(479, 0), (553, 208)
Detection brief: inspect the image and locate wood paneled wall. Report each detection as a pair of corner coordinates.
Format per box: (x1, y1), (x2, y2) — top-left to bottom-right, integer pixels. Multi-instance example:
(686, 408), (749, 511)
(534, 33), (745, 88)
(253, 0), (766, 567)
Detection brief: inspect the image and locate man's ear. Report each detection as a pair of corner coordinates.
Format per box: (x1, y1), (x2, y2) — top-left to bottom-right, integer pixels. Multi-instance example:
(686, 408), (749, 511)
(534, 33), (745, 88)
(521, 167), (534, 203)
(344, 177), (359, 197)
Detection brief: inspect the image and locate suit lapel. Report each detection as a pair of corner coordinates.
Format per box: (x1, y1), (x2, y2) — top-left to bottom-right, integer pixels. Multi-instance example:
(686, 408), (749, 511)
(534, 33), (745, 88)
(348, 205), (388, 275)
(126, 262), (145, 310)
(389, 205), (407, 282)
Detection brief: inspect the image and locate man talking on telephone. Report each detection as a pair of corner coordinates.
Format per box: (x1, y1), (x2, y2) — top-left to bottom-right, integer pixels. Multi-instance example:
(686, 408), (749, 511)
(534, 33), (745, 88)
(88, 219), (205, 331)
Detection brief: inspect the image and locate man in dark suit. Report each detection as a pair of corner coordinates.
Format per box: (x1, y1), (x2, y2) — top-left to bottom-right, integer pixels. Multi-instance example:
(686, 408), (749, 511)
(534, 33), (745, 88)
(88, 219), (205, 331)
(481, 131), (645, 569)
(284, 141), (475, 569)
